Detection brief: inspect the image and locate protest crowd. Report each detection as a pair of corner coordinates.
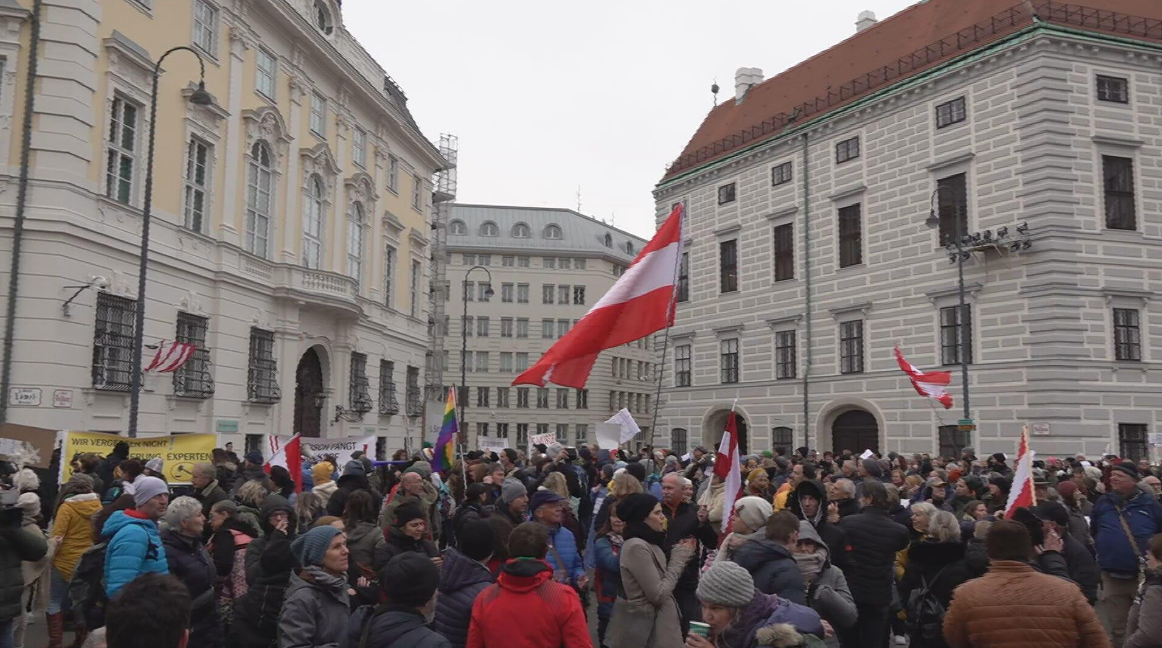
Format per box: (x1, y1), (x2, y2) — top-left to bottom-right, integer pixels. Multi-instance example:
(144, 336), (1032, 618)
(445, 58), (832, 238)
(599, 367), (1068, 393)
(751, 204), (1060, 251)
(2, 438), (1162, 648)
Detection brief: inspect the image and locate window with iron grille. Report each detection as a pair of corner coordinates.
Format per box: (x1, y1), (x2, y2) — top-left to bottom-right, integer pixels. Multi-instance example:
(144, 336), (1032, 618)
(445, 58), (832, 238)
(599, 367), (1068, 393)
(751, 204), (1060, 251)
(720, 240), (738, 293)
(720, 339), (739, 384)
(1103, 156), (1136, 231)
(347, 353), (371, 413)
(92, 293), (136, 391)
(675, 344), (691, 387)
(406, 366), (421, 415)
(174, 313), (214, 398)
(838, 204), (862, 268)
(517, 388), (530, 408)
(940, 305), (973, 365)
(576, 389), (588, 409)
(497, 387), (510, 408)
(247, 328), (280, 404)
(576, 424), (588, 444)
(671, 428), (688, 455)
(935, 97), (967, 128)
(840, 320), (864, 374)
(774, 223), (794, 281)
(477, 387), (489, 408)
(106, 95), (139, 204)
(516, 423), (529, 446)
(1119, 423), (1148, 462)
(1113, 308), (1141, 361)
(537, 388), (549, 409)
(677, 252), (689, 302)
(835, 136), (860, 163)
(938, 425), (972, 459)
(937, 174), (968, 247)
(378, 360), (398, 414)
(717, 182), (736, 205)
(573, 286), (586, 305)
(776, 330), (796, 379)
(556, 389), (569, 409)
(771, 161), (793, 187)
(1096, 75), (1129, 104)
(772, 426), (793, 451)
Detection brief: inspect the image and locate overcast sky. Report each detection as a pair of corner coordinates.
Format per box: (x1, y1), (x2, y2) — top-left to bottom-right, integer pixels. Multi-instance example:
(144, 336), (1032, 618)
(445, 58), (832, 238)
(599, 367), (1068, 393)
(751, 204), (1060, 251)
(343, 0), (917, 239)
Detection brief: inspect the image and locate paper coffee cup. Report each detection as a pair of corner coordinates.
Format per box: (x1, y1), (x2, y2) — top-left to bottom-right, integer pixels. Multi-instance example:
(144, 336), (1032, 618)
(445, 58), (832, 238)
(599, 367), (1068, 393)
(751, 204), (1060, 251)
(689, 621), (710, 638)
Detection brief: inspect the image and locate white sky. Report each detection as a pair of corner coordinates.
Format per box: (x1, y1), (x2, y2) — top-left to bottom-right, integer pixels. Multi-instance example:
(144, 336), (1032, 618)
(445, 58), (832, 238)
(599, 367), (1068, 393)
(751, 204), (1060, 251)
(343, 0), (917, 239)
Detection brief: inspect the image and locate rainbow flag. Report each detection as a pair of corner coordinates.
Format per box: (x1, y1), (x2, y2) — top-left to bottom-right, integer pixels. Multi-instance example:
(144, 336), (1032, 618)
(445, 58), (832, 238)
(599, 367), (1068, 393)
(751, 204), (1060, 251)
(431, 387), (458, 473)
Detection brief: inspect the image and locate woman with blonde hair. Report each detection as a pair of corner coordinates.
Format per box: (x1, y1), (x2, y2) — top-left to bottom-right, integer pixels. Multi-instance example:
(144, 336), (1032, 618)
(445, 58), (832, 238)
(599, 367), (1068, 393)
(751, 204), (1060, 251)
(898, 511), (972, 648)
(593, 470), (644, 537)
(235, 480), (269, 536)
(542, 471), (584, 547)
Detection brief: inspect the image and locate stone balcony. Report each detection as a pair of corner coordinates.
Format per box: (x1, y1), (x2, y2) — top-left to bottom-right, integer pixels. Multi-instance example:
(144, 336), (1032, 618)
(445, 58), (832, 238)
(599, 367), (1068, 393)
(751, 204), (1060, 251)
(236, 253), (362, 317)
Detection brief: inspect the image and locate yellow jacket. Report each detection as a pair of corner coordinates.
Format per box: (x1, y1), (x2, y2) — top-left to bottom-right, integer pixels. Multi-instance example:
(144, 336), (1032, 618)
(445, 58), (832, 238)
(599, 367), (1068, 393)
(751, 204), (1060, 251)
(773, 483), (793, 511)
(51, 492), (101, 580)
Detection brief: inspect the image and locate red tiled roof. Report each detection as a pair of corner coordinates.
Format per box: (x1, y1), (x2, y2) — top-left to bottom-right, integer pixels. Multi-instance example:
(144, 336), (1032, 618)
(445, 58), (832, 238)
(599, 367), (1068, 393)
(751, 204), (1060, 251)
(661, 0), (1162, 182)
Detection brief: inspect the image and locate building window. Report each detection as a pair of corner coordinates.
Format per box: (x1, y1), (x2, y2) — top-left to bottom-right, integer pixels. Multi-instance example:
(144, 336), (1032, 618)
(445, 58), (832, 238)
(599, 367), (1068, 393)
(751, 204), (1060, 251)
(92, 293), (136, 391)
(475, 352), (488, 373)
(309, 92), (326, 136)
(516, 423), (529, 446)
(500, 352), (513, 372)
(412, 174), (423, 210)
(501, 256), (515, 267)
(353, 128), (367, 168)
(1103, 156), (1136, 231)
(940, 305), (973, 365)
(576, 424), (588, 444)
(183, 138), (211, 233)
(312, 0), (333, 34)
(478, 283), (492, 302)
(541, 318), (554, 339)
(544, 224), (563, 239)
(457, 384), (469, 407)
(544, 257), (556, 270)
(517, 284), (529, 303)
(501, 318), (513, 338)
(720, 239), (738, 293)
(556, 423), (568, 442)
(106, 95), (139, 204)
(938, 425), (971, 459)
(300, 175), (325, 269)
(573, 286), (586, 305)
(480, 221), (499, 236)
(542, 284), (555, 305)
(776, 330), (796, 379)
(477, 387), (490, 408)
(516, 352), (529, 371)
(774, 223), (794, 281)
(512, 222), (531, 238)
(556, 388), (569, 409)
(536, 388), (550, 409)
(448, 219), (466, 235)
(537, 424), (550, 438)
(771, 161), (793, 186)
(255, 49), (277, 100)
(575, 258), (586, 269)
(1096, 75), (1129, 104)
(500, 283), (513, 303)
(671, 428), (688, 455)
(720, 338), (739, 384)
(517, 388), (530, 409)
(382, 245), (395, 307)
(677, 252), (689, 302)
(192, 0), (218, 56)
(475, 422), (489, 438)
(675, 344), (691, 387)
(1119, 423), (1148, 462)
(174, 313), (214, 399)
(516, 319), (529, 338)
(247, 328), (280, 404)
(410, 260), (421, 317)
(836, 136), (860, 163)
(387, 155), (399, 192)
(840, 320), (864, 374)
(558, 285), (570, 305)
(717, 182), (736, 205)
(937, 174), (968, 247)
(935, 97), (967, 128)
(576, 389), (588, 409)
(560, 258), (572, 270)
(497, 387), (510, 408)
(378, 360), (398, 414)
(347, 353), (372, 413)
(556, 319), (569, 339)
(406, 366), (421, 415)
(838, 204), (862, 268)
(772, 426), (793, 451)
(245, 142), (273, 258)
(476, 317), (490, 337)
(1113, 308), (1142, 361)
(603, 233), (612, 248)
(347, 202), (365, 288)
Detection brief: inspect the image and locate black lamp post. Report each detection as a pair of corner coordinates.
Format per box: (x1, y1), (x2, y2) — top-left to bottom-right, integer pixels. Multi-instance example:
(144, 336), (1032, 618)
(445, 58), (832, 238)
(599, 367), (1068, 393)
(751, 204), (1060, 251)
(127, 47), (213, 438)
(925, 186), (972, 426)
(460, 265), (493, 440)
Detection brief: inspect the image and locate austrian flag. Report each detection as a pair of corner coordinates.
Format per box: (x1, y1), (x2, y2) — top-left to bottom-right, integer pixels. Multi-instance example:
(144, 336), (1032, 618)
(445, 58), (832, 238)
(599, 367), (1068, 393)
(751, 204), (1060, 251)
(894, 347), (953, 409)
(144, 340), (196, 373)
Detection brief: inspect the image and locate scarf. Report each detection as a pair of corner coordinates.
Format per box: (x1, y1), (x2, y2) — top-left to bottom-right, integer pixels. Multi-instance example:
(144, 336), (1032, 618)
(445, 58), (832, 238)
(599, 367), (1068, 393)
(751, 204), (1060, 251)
(606, 532), (624, 549)
(623, 521), (667, 547)
(302, 565), (348, 594)
(793, 548), (827, 585)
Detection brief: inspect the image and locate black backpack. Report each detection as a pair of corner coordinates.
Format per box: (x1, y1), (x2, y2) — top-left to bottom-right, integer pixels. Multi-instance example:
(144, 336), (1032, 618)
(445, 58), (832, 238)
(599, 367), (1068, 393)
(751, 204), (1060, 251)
(69, 542), (109, 629)
(905, 565), (949, 640)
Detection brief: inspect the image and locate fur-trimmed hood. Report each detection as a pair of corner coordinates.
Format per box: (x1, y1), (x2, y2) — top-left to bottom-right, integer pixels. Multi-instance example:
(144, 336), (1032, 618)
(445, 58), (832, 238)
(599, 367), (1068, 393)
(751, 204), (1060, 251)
(756, 623), (808, 647)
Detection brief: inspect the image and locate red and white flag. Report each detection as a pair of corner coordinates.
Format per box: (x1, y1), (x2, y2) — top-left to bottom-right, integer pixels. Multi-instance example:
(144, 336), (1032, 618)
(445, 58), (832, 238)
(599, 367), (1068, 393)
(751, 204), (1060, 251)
(513, 204), (684, 388)
(1004, 427), (1036, 519)
(265, 434), (303, 493)
(144, 341), (197, 373)
(894, 347), (953, 409)
(714, 411), (743, 533)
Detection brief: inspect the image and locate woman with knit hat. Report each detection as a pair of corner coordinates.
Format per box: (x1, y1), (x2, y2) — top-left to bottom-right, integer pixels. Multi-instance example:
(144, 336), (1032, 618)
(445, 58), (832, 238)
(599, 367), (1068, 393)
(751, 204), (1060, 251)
(714, 496), (773, 564)
(606, 492), (696, 648)
(381, 502), (440, 566)
(688, 560), (825, 648)
(310, 463), (337, 507)
(277, 526), (350, 648)
(747, 469), (774, 501)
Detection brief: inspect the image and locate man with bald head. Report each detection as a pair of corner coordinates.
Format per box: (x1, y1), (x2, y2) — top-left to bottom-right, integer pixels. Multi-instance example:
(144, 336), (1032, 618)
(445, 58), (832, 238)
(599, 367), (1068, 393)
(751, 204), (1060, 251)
(660, 472), (720, 633)
(379, 471), (433, 529)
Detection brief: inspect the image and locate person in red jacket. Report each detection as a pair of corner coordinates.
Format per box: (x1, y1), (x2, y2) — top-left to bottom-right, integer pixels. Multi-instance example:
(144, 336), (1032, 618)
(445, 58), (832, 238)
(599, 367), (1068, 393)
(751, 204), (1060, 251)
(466, 522), (592, 648)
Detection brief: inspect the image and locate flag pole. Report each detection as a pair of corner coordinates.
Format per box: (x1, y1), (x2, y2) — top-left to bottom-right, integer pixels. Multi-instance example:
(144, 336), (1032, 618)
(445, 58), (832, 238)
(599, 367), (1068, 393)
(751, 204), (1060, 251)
(648, 204), (685, 448)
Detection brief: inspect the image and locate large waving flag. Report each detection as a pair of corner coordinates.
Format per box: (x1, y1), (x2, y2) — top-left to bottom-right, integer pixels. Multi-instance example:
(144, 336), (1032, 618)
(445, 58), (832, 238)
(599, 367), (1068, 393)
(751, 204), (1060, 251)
(1004, 427), (1036, 519)
(144, 340), (197, 373)
(894, 347), (953, 409)
(264, 434), (302, 493)
(431, 387), (458, 473)
(513, 204), (684, 388)
(714, 412), (742, 533)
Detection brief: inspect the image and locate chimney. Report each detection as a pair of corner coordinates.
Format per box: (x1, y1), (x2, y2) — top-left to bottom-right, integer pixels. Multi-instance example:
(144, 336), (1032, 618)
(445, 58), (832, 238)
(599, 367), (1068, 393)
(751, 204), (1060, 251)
(734, 67), (764, 103)
(856, 10), (877, 32)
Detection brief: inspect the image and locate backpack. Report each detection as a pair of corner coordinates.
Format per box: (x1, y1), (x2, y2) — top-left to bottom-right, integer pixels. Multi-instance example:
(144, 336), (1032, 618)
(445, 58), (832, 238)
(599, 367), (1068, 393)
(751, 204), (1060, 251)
(69, 542), (109, 629)
(905, 565), (949, 640)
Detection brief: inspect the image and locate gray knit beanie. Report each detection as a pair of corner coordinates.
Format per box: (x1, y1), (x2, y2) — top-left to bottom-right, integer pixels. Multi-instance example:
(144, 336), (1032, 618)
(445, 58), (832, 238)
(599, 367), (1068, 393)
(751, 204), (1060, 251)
(500, 478), (526, 504)
(697, 560), (755, 608)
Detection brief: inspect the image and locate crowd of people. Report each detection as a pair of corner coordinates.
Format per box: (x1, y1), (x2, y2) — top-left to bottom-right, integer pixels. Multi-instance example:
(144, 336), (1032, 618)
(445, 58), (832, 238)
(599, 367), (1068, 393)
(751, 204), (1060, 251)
(2, 439), (1162, 648)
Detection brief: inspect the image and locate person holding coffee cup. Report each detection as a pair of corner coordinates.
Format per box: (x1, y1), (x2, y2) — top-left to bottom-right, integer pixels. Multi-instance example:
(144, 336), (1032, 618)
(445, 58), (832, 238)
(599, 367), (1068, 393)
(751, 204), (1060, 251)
(686, 560), (826, 648)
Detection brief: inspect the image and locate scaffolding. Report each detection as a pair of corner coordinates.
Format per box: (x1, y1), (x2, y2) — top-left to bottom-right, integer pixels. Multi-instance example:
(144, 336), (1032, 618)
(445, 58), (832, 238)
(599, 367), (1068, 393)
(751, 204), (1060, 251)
(425, 134), (458, 408)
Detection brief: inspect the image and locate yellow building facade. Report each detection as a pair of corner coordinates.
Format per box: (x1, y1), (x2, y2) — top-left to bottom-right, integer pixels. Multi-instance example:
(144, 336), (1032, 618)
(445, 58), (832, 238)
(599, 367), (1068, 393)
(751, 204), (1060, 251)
(0, 0), (446, 450)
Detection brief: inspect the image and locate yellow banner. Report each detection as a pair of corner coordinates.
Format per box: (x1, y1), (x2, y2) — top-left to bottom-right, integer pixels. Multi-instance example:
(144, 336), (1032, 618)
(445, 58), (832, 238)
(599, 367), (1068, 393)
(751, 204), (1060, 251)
(59, 432), (217, 485)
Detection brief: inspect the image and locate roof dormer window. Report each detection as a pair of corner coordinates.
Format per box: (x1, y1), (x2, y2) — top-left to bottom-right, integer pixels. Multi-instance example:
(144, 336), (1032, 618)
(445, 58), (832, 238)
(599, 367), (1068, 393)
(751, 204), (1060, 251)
(313, 0), (334, 35)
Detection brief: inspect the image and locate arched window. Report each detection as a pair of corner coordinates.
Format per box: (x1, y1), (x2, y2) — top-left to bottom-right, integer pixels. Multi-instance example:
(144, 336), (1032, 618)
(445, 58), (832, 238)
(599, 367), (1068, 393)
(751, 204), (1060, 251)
(511, 222), (531, 238)
(449, 219), (467, 235)
(302, 175), (325, 269)
(313, 0), (333, 35)
(603, 233), (612, 248)
(626, 241), (635, 255)
(544, 224), (563, 240)
(246, 141), (273, 258)
(347, 202), (365, 288)
(480, 221), (499, 237)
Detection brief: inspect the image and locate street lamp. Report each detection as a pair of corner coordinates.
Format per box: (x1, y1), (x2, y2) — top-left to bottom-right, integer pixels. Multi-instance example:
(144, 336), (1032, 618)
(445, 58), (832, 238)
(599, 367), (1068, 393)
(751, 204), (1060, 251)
(925, 186), (972, 427)
(460, 265), (493, 442)
(127, 47), (213, 438)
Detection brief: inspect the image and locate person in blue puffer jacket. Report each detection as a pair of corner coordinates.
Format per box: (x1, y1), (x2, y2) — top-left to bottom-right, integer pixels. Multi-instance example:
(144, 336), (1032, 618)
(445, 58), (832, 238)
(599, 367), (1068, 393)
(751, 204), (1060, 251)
(101, 476), (170, 597)
(529, 490), (584, 589)
(432, 521), (495, 648)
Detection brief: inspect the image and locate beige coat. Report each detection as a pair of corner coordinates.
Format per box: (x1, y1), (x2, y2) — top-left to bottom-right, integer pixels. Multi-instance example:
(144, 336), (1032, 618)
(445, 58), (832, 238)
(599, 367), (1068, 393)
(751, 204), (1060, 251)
(606, 537), (693, 648)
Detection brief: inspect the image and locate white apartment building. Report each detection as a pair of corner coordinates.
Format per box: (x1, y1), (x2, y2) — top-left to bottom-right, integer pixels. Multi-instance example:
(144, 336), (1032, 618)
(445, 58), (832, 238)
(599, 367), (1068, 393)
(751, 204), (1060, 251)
(653, 0), (1162, 460)
(444, 204), (654, 451)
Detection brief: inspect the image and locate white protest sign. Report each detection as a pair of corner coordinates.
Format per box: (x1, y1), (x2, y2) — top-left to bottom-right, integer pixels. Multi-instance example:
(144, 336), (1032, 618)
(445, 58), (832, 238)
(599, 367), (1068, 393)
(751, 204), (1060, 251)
(529, 432), (556, 449)
(596, 423), (622, 450)
(859, 449), (874, 460)
(479, 437), (508, 454)
(605, 408), (641, 443)
(268, 435), (377, 465)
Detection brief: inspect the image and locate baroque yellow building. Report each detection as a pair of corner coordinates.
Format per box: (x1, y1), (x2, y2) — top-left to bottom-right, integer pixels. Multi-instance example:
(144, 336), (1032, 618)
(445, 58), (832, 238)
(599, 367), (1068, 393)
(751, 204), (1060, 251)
(0, 0), (447, 450)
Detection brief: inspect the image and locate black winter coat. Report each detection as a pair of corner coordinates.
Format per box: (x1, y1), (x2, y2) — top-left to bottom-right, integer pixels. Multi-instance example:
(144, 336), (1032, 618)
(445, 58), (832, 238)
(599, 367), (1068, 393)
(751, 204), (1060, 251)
(1060, 532), (1100, 604)
(210, 518), (258, 578)
(789, 481), (853, 573)
(898, 540), (973, 648)
(326, 473), (381, 518)
(838, 507), (910, 604)
(663, 500), (719, 591)
(344, 605), (451, 648)
(245, 494), (295, 584)
(731, 538), (807, 605)
(232, 529), (294, 648)
(161, 530), (224, 648)
(835, 498), (861, 520)
(0, 521), (48, 622)
(432, 548), (493, 648)
(381, 526), (440, 564)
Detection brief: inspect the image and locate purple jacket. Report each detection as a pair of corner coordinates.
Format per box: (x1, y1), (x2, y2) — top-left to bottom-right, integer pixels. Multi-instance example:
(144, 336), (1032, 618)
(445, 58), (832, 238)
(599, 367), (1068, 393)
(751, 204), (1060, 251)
(720, 591), (824, 648)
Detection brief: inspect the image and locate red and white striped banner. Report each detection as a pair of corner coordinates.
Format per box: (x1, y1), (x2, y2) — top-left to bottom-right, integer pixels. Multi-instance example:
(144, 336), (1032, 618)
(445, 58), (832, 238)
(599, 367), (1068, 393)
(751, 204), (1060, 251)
(894, 347), (953, 409)
(144, 341), (197, 373)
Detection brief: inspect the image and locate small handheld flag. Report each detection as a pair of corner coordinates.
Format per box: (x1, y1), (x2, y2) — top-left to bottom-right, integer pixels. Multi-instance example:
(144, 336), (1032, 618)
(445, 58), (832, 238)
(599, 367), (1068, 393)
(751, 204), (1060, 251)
(431, 387), (458, 473)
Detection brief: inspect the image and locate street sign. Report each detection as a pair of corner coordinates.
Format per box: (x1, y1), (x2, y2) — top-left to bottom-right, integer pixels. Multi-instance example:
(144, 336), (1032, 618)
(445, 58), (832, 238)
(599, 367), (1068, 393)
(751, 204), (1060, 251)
(957, 418), (975, 432)
(7, 388), (41, 407)
(1032, 422), (1051, 436)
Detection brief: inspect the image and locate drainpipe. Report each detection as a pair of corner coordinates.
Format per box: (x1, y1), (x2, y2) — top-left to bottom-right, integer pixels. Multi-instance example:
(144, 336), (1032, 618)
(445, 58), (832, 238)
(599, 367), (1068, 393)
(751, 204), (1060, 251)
(0, 0), (42, 425)
(800, 133), (812, 450)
